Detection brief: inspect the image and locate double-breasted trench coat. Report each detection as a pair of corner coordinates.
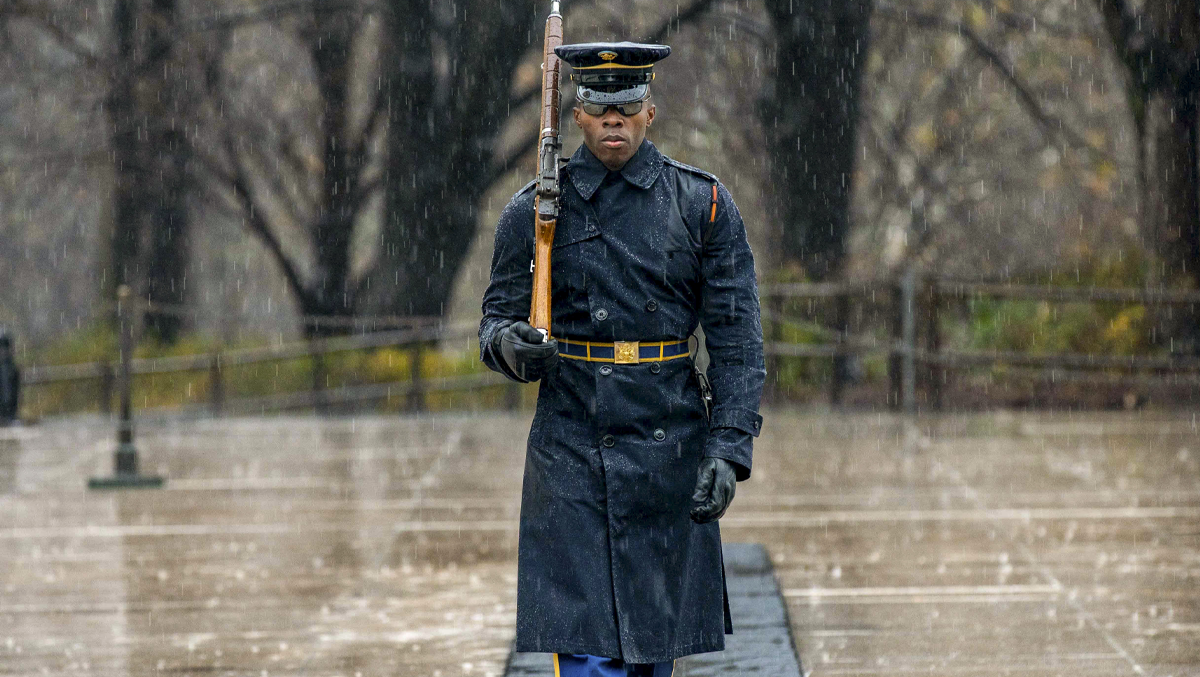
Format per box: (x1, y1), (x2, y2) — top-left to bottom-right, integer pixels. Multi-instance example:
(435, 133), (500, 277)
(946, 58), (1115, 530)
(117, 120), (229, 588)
(479, 139), (765, 663)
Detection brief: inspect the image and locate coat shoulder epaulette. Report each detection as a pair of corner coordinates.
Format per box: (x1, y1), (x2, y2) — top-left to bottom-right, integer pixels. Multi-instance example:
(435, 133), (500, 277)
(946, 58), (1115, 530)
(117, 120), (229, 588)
(514, 178), (537, 198)
(663, 157), (719, 184)
(504, 179), (538, 212)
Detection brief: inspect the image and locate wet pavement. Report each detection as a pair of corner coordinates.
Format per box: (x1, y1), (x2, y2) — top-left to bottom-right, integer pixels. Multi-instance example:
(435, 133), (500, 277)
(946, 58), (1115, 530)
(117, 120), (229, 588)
(2, 410), (1198, 676)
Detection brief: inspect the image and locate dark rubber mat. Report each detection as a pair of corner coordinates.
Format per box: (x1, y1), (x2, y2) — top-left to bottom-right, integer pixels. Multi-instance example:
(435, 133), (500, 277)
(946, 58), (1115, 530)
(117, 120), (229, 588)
(504, 542), (804, 676)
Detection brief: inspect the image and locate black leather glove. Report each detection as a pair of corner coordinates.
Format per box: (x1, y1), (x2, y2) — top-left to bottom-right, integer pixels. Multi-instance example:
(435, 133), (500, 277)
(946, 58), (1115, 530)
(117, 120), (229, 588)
(494, 321), (559, 382)
(690, 457), (738, 523)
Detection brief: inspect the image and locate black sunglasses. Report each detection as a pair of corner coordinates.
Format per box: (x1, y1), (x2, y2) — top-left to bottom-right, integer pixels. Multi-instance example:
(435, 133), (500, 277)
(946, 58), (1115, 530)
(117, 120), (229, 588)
(580, 100), (646, 117)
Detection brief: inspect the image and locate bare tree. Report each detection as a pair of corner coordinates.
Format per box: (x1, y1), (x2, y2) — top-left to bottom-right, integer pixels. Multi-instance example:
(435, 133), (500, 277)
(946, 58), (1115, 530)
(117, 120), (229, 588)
(858, 1), (1127, 278)
(110, 0), (196, 341)
(195, 3), (387, 337)
(0, 0), (198, 342)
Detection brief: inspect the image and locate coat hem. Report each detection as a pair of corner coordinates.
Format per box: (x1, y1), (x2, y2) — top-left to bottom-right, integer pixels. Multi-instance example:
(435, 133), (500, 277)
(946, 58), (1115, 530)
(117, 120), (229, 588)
(512, 641), (620, 660)
(513, 637), (725, 664)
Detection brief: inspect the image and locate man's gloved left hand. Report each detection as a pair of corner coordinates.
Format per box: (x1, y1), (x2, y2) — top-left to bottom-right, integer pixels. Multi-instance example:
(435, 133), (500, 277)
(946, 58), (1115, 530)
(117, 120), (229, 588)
(690, 457), (737, 523)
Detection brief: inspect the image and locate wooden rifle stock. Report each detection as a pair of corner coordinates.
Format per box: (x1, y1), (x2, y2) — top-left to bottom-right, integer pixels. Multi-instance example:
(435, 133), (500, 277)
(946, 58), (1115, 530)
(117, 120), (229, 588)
(529, 2), (563, 338)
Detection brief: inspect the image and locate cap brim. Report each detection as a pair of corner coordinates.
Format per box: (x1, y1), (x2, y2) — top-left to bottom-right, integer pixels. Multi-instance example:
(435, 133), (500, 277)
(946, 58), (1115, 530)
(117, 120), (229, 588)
(577, 84), (649, 105)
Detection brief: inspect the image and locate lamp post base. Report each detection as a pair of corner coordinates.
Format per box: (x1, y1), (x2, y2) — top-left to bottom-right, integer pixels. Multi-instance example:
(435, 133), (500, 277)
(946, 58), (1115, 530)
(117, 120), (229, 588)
(87, 474), (165, 490)
(87, 443), (165, 490)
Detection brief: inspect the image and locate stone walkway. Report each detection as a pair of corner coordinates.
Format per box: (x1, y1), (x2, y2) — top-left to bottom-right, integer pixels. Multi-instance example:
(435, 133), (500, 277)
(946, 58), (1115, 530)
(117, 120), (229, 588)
(1, 410), (1198, 676)
(503, 543), (804, 676)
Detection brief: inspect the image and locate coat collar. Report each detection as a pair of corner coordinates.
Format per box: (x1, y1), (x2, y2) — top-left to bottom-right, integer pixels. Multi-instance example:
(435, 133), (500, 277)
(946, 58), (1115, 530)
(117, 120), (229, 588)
(567, 139), (663, 200)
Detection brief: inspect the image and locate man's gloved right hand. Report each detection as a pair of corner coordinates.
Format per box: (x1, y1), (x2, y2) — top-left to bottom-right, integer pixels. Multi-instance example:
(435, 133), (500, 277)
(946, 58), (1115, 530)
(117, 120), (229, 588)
(495, 321), (559, 382)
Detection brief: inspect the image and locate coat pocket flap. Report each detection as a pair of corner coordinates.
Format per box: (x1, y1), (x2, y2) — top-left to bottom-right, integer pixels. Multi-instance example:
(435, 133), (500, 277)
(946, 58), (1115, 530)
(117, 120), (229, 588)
(553, 217), (601, 249)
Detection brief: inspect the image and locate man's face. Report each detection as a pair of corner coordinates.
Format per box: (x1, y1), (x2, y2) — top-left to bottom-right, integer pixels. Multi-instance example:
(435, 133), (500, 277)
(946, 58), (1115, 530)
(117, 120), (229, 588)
(573, 100), (655, 171)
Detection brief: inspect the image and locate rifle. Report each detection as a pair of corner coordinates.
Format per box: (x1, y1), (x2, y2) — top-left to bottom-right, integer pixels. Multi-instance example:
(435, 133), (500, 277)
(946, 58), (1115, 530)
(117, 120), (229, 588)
(529, 1), (564, 340)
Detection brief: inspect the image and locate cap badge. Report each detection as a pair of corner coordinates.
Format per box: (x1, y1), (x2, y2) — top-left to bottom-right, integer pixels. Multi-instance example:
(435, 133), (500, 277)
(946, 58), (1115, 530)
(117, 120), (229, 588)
(599, 51), (618, 61)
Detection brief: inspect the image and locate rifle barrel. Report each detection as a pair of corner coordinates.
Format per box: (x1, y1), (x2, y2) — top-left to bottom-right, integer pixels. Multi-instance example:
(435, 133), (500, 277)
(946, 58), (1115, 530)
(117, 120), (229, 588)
(529, 4), (564, 336)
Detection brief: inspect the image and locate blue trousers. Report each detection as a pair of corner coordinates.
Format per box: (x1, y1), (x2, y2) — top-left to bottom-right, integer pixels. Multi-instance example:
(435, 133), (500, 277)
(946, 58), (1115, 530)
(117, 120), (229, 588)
(554, 654), (674, 676)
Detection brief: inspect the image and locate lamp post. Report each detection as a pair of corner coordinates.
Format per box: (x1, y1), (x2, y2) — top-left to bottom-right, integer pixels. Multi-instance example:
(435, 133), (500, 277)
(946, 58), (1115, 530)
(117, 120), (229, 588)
(89, 285), (164, 489)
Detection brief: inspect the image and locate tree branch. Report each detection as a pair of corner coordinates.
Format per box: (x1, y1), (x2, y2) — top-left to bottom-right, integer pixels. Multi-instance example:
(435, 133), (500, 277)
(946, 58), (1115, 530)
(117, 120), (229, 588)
(4, 0), (103, 69)
(182, 0), (381, 34)
(975, 0), (1083, 39)
(225, 139), (311, 306)
(875, 4), (1115, 166)
(345, 76), (389, 208)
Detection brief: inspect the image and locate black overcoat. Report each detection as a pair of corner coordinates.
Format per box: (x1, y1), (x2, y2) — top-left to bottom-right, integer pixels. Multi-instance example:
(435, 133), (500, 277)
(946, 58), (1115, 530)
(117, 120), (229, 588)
(479, 140), (765, 663)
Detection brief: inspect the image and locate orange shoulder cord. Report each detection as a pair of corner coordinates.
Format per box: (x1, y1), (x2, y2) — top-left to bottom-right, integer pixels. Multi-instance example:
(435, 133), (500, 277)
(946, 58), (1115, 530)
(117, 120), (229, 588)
(710, 184), (718, 223)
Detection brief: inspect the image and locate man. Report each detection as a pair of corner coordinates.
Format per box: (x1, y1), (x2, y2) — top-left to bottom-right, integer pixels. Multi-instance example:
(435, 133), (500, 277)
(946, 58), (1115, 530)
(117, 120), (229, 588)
(0, 333), (19, 425)
(480, 42), (764, 676)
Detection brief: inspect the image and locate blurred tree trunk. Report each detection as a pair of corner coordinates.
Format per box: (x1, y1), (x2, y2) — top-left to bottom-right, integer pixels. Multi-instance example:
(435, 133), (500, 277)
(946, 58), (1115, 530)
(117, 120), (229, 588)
(108, 0), (140, 304)
(375, 0), (540, 317)
(1098, 0), (1200, 347)
(108, 0), (193, 342)
(302, 10), (380, 336)
(201, 5), (387, 339)
(760, 0), (873, 281)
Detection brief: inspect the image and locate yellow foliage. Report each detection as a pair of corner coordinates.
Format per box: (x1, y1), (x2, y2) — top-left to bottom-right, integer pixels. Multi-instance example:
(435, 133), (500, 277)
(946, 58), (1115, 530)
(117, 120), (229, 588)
(912, 121), (937, 151)
(1103, 306), (1145, 353)
(966, 3), (988, 30)
(363, 347), (413, 381)
(1084, 160), (1118, 197)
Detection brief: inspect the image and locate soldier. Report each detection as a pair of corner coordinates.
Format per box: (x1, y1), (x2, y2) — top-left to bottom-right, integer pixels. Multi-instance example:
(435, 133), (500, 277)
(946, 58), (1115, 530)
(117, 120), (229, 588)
(0, 332), (19, 425)
(480, 42), (764, 676)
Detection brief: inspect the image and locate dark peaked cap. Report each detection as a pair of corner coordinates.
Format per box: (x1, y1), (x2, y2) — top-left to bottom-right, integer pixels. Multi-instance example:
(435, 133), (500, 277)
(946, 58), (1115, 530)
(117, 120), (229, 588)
(555, 42), (671, 105)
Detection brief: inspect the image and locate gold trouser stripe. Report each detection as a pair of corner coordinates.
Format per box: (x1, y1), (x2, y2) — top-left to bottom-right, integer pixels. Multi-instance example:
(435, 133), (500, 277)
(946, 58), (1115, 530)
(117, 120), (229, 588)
(551, 654), (672, 675)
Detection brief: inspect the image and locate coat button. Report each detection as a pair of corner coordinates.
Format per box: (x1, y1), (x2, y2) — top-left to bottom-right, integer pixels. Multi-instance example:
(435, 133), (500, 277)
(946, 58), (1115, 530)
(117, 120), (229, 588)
(601, 434), (615, 448)
(653, 428), (666, 441)
(649, 362), (661, 374)
(645, 299), (658, 312)
(599, 365), (612, 376)
(595, 308), (608, 321)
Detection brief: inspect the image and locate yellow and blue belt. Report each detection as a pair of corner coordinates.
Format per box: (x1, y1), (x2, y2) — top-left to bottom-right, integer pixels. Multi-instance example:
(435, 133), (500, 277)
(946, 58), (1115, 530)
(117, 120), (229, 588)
(557, 338), (689, 364)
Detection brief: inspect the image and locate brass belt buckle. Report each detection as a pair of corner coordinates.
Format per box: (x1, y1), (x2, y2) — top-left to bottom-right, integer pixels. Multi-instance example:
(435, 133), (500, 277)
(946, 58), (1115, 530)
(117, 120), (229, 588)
(613, 341), (640, 364)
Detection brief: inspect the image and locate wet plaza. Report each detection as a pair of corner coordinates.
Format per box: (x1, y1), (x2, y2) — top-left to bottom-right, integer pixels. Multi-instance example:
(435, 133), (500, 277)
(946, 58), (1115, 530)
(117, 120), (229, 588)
(2, 409), (1199, 676)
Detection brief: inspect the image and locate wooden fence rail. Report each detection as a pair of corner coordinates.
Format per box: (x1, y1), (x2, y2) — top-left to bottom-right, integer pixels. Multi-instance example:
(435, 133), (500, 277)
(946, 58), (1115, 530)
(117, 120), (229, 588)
(22, 318), (522, 416)
(20, 278), (1200, 418)
(761, 277), (1200, 411)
